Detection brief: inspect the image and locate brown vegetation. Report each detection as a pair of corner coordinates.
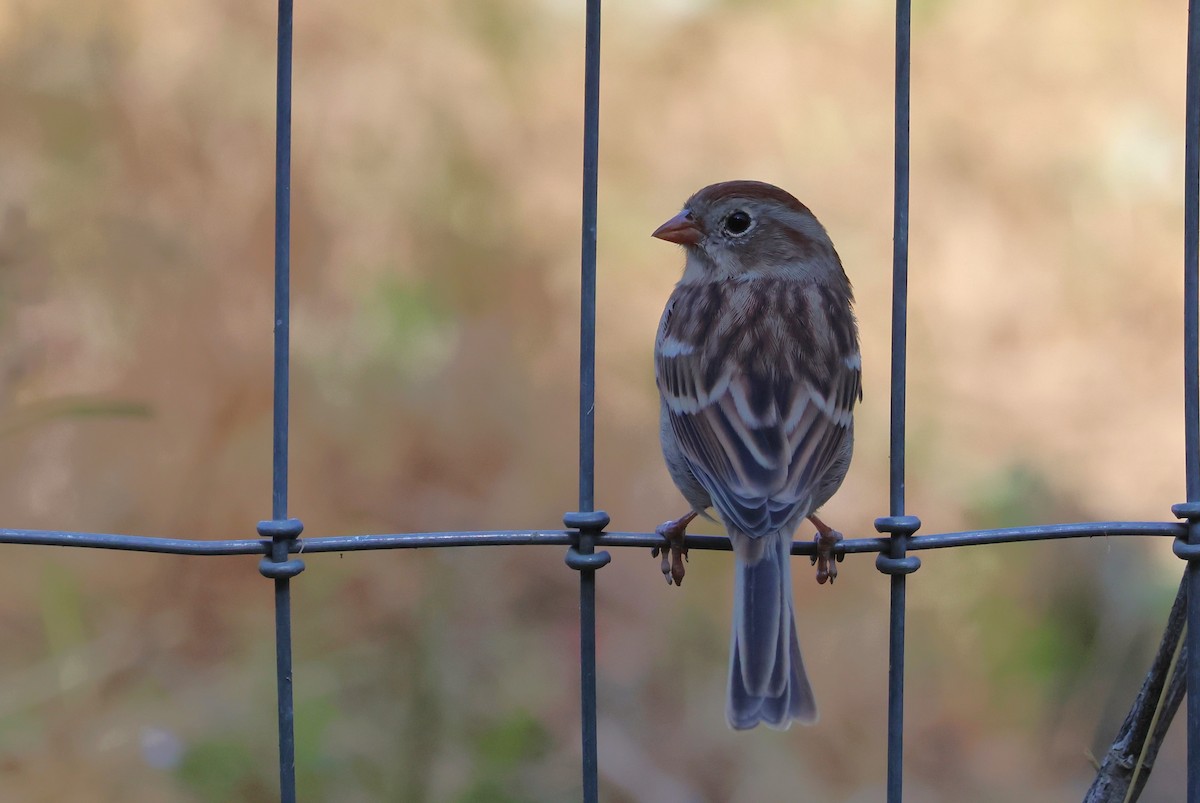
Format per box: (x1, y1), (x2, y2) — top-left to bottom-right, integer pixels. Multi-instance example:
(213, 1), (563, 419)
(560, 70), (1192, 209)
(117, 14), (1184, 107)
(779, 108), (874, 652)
(0, 0), (1190, 799)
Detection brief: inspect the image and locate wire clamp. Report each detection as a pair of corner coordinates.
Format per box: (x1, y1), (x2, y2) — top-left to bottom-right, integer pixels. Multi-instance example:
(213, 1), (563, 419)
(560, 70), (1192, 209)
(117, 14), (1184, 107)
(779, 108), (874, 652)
(874, 515), (922, 575)
(564, 511), (612, 571)
(258, 518), (306, 579)
(1171, 503), (1200, 560)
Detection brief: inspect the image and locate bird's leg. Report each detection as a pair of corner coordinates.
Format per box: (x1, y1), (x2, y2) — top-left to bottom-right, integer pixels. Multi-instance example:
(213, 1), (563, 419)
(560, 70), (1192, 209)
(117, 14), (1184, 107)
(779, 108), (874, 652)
(652, 511), (697, 586)
(808, 514), (844, 585)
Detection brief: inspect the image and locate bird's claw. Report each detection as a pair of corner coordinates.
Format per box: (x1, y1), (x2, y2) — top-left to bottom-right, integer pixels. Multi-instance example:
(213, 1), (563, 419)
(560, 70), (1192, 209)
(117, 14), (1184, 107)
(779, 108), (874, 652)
(653, 517), (691, 586)
(812, 528), (843, 585)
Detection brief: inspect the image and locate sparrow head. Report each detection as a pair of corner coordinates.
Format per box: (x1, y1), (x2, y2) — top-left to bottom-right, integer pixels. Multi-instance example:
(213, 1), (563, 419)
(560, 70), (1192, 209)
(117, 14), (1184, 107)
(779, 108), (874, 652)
(652, 180), (845, 286)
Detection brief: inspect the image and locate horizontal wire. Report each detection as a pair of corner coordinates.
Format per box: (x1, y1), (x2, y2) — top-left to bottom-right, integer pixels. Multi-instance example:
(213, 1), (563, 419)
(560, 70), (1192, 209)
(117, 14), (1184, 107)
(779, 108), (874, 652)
(0, 520), (1183, 557)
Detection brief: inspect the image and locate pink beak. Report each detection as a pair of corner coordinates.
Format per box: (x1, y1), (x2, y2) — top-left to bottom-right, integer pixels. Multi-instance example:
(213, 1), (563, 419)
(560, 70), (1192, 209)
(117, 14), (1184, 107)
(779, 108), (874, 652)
(651, 210), (703, 245)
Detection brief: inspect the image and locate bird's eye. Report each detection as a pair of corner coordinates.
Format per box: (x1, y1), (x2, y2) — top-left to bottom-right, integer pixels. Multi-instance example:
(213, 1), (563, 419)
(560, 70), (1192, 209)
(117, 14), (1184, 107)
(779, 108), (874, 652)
(724, 210), (752, 236)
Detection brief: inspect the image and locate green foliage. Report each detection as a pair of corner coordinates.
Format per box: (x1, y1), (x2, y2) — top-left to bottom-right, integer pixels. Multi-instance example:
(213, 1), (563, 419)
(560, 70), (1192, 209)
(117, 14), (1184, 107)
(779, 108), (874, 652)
(38, 565), (87, 656)
(961, 464), (1095, 708)
(374, 277), (452, 351)
(175, 738), (261, 802)
(975, 579), (1099, 702)
(473, 710), (551, 773)
(455, 711), (551, 803)
(0, 397), (151, 440)
(966, 462), (1066, 530)
(294, 693), (338, 798)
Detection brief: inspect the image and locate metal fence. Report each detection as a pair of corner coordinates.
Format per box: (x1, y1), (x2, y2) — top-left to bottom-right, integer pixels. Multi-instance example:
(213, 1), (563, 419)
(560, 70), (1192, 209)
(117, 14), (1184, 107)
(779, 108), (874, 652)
(6, 1), (1200, 802)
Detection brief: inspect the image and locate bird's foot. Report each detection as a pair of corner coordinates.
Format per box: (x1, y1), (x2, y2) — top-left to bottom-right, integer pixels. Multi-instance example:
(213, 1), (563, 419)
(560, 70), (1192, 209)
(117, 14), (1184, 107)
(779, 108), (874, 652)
(652, 511), (696, 586)
(808, 514), (844, 585)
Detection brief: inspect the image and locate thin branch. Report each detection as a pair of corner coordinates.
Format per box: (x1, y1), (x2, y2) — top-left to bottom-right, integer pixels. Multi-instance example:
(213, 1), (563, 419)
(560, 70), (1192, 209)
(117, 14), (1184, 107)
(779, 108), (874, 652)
(1084, 576), (1187, 803)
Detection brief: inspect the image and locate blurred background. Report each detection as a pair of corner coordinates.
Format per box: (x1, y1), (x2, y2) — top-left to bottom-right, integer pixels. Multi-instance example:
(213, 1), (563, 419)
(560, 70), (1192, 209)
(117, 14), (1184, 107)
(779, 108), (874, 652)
(0, 0), (1191, 800)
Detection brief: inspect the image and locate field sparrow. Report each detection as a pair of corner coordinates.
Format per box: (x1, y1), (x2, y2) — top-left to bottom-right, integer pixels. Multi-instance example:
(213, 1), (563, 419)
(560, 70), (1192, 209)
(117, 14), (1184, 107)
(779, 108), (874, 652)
(651, 180), (860, 729)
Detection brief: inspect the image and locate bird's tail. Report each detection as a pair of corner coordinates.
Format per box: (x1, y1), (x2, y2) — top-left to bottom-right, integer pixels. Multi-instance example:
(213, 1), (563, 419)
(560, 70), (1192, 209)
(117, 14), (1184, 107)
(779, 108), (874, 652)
(727, 531), (817, 730)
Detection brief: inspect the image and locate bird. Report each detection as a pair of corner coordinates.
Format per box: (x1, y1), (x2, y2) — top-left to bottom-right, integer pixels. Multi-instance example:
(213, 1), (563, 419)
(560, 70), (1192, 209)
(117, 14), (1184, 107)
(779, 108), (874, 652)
(650, 180), (861, 730)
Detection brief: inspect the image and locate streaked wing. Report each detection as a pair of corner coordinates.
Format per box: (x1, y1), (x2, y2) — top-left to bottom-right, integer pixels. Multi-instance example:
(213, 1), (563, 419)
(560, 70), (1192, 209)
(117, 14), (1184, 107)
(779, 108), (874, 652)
(656, 278), (860, 538)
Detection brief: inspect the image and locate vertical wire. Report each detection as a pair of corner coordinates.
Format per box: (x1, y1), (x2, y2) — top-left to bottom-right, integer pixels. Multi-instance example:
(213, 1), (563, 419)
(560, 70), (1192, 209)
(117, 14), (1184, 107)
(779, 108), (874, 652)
(577, 0), (603, 799)
(271, 0), (297, 800)
(272, 562), (297, 803)
(578, 544), (600, 803)
(579, 2), (600, 517)
(890, 1), (911, 520)
(272, 0), (293, 525)
(887, 1), (912, 801)
(1183, 2), (1200, 800)
(1185, 4), (1199, 504)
